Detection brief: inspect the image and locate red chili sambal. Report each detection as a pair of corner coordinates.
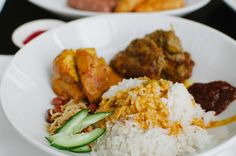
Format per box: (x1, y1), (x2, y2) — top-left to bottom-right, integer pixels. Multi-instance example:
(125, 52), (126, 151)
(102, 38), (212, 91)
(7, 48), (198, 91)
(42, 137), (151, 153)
(23, 30), (46, 45)
(188, 81), (236, 115)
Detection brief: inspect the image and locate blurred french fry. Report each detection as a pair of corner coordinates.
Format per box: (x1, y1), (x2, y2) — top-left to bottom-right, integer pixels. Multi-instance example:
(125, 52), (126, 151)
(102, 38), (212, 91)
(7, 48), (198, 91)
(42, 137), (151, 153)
(115, 0), (146, 12)
(134, 0), (185, 12)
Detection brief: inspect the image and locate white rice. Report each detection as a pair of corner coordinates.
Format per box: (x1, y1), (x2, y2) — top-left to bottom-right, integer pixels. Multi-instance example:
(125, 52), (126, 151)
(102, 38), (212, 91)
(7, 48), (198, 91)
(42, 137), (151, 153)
(92, 121), (212, 156)
(92, 78), (215, 156)
(102, 78), (147, 99)
(162, 83), (215, 126)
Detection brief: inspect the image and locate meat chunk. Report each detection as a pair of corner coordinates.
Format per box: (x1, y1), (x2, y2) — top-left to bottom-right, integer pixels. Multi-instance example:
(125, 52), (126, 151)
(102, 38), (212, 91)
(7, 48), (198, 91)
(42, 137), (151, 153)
(161, 52), (194, 82)
(76, 48), (121, 103)
(52, 48), (121, 102)
(145, 30), (183, 54)
(110, 38), (165, 79)
(53, 49), (78, 83)
(111, 30), (194, 82)
(51, 76), (85, 101)
(52, 49), (85, 100)
(145, 30), (194, 82)
(67, 0), (117, 12)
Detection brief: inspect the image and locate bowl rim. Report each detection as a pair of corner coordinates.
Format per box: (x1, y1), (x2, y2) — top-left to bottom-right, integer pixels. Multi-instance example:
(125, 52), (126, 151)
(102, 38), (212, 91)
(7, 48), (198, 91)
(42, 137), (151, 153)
(1, 14), (236, 156)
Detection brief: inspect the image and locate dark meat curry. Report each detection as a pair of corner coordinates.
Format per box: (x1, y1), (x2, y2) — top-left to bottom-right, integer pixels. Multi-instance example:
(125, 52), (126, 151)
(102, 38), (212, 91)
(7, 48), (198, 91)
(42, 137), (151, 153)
(110, 30), (194, 82)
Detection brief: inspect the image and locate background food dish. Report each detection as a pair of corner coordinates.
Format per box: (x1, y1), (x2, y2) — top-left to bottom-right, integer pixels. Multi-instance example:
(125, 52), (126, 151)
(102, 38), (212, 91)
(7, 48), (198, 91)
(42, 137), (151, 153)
(1, 1), (235, 55)
(28, 0), (210, 18)
(1, 14), (236, 156)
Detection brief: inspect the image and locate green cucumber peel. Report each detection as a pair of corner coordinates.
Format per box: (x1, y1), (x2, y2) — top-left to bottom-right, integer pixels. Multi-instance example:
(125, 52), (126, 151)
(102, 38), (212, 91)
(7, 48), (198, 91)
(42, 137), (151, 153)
(69, 145), (91, 153)
(50, 128), (105, 149)
(73, 112), (112, 133)
(56, 109), (89, 134)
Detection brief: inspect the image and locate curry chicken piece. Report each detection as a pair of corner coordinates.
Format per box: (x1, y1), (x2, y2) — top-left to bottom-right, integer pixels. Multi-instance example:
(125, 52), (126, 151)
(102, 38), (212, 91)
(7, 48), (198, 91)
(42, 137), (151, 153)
(52, 49), (85, 100)
(51, 77), (84, 101)
(110, 30), (194, 82)
(53, 49), (79, 83)
(52, 48), (121, 103)
(76, 49), (121, 103)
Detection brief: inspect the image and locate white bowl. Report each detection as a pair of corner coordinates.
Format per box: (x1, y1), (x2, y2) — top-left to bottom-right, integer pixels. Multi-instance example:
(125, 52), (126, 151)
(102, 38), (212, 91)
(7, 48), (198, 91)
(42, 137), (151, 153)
(28, 0), (210, 18)
(12, 19), (65, 48)
(1, 14), (236, 156)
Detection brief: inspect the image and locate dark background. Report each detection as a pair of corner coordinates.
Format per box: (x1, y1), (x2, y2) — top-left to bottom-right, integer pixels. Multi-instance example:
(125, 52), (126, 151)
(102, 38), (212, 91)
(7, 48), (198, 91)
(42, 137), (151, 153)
(0, 0), (235, 55)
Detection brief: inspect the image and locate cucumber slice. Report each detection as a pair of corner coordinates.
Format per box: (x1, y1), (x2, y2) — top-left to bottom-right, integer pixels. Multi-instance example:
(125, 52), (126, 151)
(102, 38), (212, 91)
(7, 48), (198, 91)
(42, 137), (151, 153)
(46, 133), (62, 143)
(69, 145), (91, 153)
(47, 136), (91, 152)
(46, 136), (53, 143)
(51, 128), (105, 149)
(56, 109), (89, 134)
(73, 112), (112, 133)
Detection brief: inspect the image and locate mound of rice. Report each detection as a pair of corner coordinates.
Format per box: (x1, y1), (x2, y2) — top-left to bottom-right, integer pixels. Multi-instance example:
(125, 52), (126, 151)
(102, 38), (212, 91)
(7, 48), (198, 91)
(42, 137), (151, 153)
(92, 78), (215, 156)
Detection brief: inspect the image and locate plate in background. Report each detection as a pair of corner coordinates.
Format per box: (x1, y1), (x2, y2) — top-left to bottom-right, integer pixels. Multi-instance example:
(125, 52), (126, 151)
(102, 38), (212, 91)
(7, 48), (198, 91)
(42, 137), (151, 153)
(0, 0), (6, 13)
(28, 0), (210, 18)
(224, 0), (236, 11)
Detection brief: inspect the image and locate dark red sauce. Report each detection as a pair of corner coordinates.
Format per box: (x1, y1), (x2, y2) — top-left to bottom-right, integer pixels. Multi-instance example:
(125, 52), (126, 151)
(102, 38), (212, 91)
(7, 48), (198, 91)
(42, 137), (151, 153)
(23, 30), (46, 45)
(188, 81), (236, 115)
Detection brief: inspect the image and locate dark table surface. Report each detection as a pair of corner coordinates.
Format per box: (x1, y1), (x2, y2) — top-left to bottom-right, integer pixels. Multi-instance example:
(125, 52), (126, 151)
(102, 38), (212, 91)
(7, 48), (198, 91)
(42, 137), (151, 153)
(0, 0), (235, 55)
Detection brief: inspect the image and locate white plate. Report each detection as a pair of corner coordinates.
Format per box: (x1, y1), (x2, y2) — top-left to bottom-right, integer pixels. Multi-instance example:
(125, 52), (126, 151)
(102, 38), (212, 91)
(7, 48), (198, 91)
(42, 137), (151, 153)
(1, 14), (236, 156)
(12, 19), (65, 48)
(224, 0), (236, 11)
(0, 0), (6, 12)
(28, 0), (210, 18)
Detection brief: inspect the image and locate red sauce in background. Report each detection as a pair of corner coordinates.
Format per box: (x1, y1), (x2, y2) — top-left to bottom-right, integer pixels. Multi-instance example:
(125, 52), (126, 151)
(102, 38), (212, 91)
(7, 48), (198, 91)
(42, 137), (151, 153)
(188, 81), (236, 115)
(23, 30), (46, 45)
